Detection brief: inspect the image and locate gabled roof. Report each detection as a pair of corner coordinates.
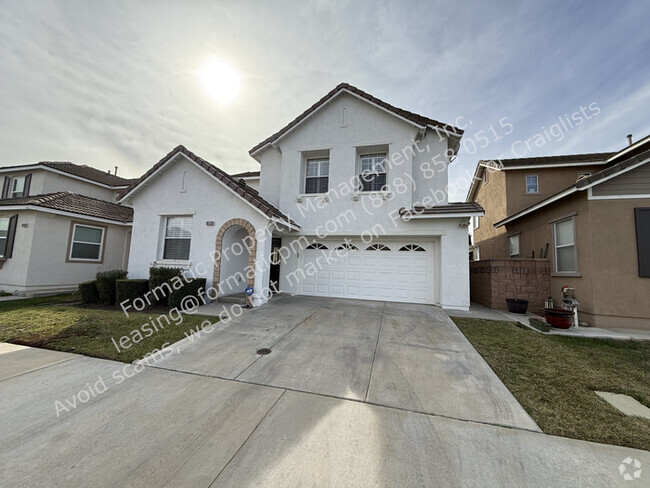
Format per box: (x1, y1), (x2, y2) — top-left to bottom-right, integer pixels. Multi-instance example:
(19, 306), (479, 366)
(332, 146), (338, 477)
(0, 192), (133, 223)
(118, 146), (298, 228)
(466, 152), (614, 202)
(0, 161), (135, 188)
(249, 83), (464, 158)
(494, 137), (650, 227)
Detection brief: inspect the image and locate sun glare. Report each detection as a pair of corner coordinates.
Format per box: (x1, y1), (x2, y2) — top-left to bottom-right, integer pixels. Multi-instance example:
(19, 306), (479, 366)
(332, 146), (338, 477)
(198, 58), (240, 104)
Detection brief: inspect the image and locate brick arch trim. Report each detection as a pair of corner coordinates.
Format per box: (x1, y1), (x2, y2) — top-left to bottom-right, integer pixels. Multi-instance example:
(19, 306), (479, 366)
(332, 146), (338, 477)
(213, 218), (257, 306)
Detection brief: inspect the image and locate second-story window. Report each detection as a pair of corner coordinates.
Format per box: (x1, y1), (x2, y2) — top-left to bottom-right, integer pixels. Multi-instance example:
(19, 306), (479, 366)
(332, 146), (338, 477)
(358, 153), (387, 192)
(525, 175), (538, 194)
(305, 157), (329, 194)
(11, 177), (25, 198)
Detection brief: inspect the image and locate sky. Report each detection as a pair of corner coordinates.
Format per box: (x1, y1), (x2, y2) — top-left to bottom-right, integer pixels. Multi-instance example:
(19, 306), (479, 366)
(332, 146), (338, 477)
(1, 0), (649, 201)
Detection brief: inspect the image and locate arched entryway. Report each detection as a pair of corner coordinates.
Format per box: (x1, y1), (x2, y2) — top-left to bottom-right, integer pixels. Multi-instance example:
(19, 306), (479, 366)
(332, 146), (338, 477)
(213, 218), (256, 307)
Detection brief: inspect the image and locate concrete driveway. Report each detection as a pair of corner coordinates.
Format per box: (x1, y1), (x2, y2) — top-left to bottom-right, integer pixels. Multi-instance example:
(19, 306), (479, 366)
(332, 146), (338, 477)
(1, 296), (648, 487)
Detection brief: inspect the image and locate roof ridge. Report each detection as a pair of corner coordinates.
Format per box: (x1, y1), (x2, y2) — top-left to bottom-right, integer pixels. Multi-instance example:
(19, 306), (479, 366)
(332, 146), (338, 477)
(249, 83), (463, 156)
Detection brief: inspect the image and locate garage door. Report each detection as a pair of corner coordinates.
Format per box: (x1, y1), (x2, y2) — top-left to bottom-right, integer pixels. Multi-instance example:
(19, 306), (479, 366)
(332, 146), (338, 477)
(297, 240), (435, 304)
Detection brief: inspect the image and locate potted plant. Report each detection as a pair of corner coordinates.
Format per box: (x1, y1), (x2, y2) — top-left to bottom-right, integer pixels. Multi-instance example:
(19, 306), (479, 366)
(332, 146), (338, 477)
(505, 276), (529, 314)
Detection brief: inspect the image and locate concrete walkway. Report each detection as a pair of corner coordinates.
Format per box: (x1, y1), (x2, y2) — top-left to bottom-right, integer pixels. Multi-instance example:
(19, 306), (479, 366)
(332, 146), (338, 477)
(448, 302), (650, 341)
(1, 297), (648, 487)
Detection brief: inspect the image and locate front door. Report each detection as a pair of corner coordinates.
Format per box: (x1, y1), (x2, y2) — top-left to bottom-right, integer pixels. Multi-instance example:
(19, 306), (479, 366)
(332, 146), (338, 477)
(269, 237), (282, 293)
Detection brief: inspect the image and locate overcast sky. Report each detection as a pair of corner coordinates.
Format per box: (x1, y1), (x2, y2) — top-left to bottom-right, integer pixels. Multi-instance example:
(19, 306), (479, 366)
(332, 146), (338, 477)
(1, 0), (648, 201)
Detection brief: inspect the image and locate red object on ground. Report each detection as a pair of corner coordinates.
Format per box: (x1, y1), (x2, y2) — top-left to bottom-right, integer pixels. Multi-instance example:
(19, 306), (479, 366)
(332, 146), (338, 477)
(544, 308), (574, 329)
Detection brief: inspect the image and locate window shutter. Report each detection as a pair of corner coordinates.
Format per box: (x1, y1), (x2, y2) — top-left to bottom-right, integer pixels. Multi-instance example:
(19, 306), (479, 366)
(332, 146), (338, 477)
(22, 174), (31, 197)
(1, 177), (10, 199)
(5, 214), (18, 258)
(635, 208), (650, 278)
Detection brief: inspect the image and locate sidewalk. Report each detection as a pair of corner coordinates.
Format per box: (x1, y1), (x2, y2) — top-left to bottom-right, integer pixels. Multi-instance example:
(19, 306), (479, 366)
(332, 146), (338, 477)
(446, 302), (650, 341)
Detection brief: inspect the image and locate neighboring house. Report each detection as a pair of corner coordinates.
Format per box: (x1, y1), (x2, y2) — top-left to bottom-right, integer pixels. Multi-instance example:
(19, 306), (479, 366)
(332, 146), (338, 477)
(120, 83), (483, 309)
(0, 162), (134, 295)
(468, 135), (650, 329)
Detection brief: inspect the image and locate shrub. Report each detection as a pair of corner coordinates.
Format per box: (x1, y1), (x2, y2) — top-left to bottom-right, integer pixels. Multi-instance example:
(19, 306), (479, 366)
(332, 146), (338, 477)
(168, 278), (207, 310)
(115, 279), (149, 307)
(148, 266), (182, 305)
(96, 269), (128, 305)
(78, 280), (99, 304)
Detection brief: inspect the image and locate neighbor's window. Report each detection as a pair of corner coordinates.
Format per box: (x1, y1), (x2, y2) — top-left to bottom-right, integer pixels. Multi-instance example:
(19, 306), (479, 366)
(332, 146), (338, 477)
(69, 224), (105, 261)
(526, 175), (538, 193)
(482, 170), (488, 185)
(11, 176), (25, 198)
(473, 215), (480, 230)
(358, 153), (387, 192)
(553, 217), (577, 272)
(305, 157), (329, 194)
(0, 217), (9, 257)
(163, 216), (192, 260)
(509, 234), (520, 257)
(474, 247), (480, 261)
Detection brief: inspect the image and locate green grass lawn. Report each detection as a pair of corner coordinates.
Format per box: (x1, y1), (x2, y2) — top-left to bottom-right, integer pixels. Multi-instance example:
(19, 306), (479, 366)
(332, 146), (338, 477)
(0, 295), (216, 363)
(452, 317), (650, 451)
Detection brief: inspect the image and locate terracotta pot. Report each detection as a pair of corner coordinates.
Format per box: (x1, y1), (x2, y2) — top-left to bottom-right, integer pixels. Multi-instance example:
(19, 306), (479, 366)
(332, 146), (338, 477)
(544, 308), (574, 329)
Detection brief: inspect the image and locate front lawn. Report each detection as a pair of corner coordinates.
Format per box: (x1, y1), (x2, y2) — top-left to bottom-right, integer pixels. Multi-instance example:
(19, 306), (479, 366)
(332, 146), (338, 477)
(0, 295), (216, 363)
(452, 317), (650, 451)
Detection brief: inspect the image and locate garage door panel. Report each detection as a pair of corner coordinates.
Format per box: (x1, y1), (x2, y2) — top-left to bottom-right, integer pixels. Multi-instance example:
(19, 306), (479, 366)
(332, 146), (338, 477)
(295, 241), (435, 304)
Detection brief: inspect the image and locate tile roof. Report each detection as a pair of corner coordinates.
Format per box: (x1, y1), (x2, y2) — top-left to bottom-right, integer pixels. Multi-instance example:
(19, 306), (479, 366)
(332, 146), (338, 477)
(0, 161), (134, 187)
(119, 146), (298, 227)
(249, 83), (464, 156)
(400, 202), (484, 216)
(495, 152), (614, 168)
(231, 171), (260, 178)
(576, 147), (650, 189)
(0, 192), (133, 223)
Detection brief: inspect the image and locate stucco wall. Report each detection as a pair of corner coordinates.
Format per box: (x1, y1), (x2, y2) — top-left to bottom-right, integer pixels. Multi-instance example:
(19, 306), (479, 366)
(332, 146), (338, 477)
(0, 210), (130, 295)
(126, 154), (272, 304)
(472, 169), (508, 258)
(504, 191), (650, 329)
(504, 165), (603, 215)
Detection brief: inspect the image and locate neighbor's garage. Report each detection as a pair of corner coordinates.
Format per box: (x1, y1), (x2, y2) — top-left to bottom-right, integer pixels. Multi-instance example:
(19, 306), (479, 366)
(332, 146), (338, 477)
(296, 239), (437, 304)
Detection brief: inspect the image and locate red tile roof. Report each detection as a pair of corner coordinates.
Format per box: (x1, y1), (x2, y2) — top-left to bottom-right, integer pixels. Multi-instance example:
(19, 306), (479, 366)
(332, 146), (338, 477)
(0, 192), (133, 223)
(249, 83), (464, 156)
(119, 146), (298, 227)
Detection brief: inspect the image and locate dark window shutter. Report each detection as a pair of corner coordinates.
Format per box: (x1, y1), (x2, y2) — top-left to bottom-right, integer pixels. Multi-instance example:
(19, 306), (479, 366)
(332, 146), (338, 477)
(1, 177), (10, 199)
(5, 214), (18, 258)
(635, 208), (650, 278)
(22, 174), (31, 197)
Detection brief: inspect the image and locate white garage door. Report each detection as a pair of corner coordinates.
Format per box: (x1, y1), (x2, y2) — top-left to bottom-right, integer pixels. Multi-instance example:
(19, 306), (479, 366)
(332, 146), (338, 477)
(297, 240), (435, 304)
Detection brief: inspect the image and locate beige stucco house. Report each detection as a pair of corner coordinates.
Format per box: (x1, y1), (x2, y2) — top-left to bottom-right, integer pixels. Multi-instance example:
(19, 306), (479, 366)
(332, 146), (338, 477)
(468, 135), (650, 329)
(0, 162), (134, 295)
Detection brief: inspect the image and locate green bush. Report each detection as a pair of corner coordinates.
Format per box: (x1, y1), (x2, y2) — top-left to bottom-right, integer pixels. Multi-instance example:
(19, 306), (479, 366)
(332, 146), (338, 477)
(115, 279), (149, 307)
(148, 266), (182, 305)
(96, 269), (128, 305)
(168, 278), (207, 310)
(78, 280), (99, 304)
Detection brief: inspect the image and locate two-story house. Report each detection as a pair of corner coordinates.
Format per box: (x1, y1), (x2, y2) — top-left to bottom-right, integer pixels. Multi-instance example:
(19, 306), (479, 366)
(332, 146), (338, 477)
(120, 83), (483, 309)
(467, 135), (650, 329)
(0, 162), (134, 295)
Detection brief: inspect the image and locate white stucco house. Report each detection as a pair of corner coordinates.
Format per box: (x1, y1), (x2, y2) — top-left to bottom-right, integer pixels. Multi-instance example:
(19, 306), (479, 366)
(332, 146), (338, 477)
(0, 162), (134, 295)
(120, 83), (483, 309)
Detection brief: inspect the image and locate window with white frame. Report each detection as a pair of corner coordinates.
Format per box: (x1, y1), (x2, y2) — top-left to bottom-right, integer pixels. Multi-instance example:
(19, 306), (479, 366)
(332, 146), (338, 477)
(553, 217), (577, 272)
(69, 224), (104, 261)
(473, 247), (480, 261)
(473, 214), (480, 230)
(11, 176), (25, 198)
(304, 157), (329, 194)
(358, 153), (387, 192)
(509, 234), (520, 257)
(163, 216), (192, 260)
(525, 175), (538, 194)
(0, 217), (9, 257)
